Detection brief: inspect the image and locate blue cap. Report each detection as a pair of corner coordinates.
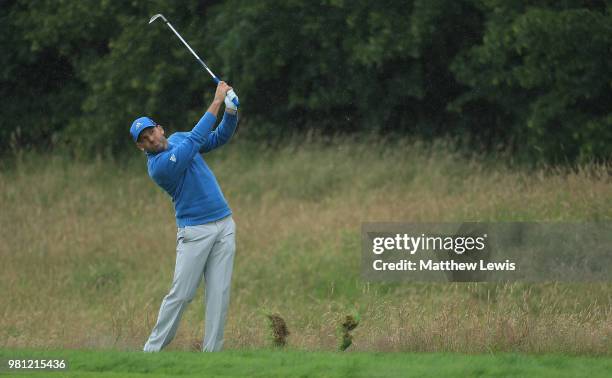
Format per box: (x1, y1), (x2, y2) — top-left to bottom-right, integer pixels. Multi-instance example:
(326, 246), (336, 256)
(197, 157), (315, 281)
(130, 116), (157, 142)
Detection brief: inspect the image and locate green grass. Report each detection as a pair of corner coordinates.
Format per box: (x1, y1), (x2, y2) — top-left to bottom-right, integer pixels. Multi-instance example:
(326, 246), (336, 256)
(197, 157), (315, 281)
(1, 349), (611, 377)
(0, 137), (610, 355)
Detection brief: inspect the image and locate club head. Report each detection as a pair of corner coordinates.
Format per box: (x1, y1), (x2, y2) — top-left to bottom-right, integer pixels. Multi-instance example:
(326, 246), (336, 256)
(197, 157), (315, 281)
(149, 14), (167, 24)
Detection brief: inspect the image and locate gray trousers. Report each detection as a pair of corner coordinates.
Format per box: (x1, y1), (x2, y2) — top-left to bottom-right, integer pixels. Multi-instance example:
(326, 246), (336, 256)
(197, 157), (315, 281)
(144, 215), (236, 352)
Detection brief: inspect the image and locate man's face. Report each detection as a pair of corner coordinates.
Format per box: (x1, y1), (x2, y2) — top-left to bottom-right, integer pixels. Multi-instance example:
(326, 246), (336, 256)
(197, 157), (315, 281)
(136, 125), (167, 153)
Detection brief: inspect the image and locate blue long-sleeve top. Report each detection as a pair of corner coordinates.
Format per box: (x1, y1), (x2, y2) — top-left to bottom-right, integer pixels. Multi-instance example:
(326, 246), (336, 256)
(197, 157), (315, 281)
(146, 111), (238, 227)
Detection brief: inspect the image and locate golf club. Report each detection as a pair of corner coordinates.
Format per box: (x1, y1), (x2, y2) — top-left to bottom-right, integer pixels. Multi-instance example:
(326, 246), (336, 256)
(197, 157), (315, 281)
(149, 13), (239, 107)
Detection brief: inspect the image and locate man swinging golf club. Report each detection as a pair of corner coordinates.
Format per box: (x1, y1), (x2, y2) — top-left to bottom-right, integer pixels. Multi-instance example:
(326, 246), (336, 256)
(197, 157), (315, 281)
(130, 81), (239, 352)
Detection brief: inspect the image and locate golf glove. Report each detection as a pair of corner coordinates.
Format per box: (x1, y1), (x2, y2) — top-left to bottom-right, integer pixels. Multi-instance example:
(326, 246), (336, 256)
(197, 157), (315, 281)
(225, 89), (239, 111)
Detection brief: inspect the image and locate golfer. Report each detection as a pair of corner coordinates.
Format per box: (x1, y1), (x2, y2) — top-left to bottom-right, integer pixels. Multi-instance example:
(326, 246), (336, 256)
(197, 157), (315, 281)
(130, 82), (239, 352)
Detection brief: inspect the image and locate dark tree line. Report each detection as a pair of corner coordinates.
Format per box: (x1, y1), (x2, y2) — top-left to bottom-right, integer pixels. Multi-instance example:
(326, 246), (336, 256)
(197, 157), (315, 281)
(1, 0), (610, 162)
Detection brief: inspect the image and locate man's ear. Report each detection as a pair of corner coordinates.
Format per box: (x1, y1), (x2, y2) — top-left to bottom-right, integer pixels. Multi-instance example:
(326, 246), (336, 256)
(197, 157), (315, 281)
(158, 125), (165, 135)
(136, 142), (144, 152)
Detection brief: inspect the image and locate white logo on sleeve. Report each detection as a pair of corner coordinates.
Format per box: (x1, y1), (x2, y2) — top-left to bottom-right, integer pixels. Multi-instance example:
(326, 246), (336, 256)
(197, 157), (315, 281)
(170, 153), (177, 163)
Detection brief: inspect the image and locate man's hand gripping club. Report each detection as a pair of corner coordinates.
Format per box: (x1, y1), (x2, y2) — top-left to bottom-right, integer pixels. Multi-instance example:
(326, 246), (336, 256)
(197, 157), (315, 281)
(207, 81), (238, 115)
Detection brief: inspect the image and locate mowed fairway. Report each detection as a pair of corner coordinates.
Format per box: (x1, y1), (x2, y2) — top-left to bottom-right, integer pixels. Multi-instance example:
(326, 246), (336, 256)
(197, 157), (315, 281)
(0, 138), (610, 357)
(1, 349), (611, 377)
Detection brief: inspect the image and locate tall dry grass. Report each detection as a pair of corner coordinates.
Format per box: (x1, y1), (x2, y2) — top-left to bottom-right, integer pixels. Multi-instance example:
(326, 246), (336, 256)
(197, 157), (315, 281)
(0, 137), (610, 354)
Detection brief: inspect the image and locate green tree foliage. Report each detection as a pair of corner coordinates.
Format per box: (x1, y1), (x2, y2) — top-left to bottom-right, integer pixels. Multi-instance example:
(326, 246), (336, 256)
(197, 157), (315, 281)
(0, 0), (610, 162)
(3, 0), (217, 156)
(206, 0), (482, 139)
(0, 0), (84, 152)
(451, 0), (612, 162)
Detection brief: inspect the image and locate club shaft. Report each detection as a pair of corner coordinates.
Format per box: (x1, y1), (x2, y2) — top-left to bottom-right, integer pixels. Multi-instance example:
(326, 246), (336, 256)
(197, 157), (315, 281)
(163, 21), (219, 82)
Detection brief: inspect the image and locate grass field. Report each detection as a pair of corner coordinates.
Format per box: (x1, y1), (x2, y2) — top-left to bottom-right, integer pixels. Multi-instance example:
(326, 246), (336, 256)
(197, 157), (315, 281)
(1, 349), (611, 377)
(0, 137), (610, 356)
